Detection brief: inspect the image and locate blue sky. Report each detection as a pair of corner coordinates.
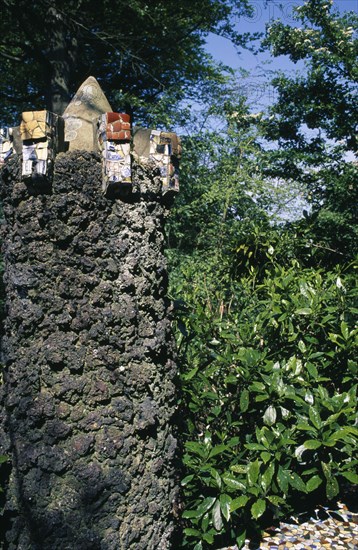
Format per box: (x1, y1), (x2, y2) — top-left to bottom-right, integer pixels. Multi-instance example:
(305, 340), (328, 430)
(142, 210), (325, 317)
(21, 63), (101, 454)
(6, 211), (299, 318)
(205, 0), (358, 110)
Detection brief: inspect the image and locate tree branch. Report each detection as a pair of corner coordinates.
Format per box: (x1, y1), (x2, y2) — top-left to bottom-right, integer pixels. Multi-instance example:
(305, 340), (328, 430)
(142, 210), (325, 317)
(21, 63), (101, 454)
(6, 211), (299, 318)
(0, 50), (24, 62)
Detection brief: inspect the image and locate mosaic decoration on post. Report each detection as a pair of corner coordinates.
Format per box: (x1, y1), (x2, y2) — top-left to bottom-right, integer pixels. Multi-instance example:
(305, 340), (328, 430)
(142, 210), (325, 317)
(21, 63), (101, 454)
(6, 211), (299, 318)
(97, 112), (132, 194)
(149, 130), (181, 195)
(0, 78), (181, 197)
(19, 110), (64, 180)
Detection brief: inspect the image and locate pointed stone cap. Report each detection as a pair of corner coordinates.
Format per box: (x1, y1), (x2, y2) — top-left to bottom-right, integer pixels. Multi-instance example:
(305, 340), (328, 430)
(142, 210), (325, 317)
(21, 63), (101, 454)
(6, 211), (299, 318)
(63, 76), (112, 151)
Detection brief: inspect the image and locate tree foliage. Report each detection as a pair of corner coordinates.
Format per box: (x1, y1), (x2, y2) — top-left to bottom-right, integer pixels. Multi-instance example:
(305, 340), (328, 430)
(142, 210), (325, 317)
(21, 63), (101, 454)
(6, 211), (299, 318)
(263, 0), (357, 151)
(165, 1), (358, 548)
(259, 0), (358, 265)
(0, 0), (252, 122)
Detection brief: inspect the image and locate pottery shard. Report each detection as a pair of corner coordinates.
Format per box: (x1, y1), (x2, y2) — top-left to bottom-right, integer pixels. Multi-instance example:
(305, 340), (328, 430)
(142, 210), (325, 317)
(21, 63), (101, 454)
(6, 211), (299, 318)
(63, 76), (112, 152)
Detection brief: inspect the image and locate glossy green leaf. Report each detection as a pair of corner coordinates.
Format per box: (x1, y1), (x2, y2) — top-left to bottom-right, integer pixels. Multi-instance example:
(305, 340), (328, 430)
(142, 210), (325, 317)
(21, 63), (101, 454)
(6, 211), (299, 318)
(245, 443), (267, 451)
(306, 362), (318, 378)
(288, 472), (307, 493)
(306, 475), (323, 492)
(263, 405), (277, 426)
(260, 451), (271, 463)
(251, 498), (266, 519)
(184, 528), (202, 537)
(298, 340), (307, 353)
(326, 476), (339, 499)
(297, 422), (315, 432)
(341, 471), (358, 484)
(261, 462), (275, 492)
(195, 497), (216, 517)
(184, 367), (199, 380)
(230, 495), (249, 512)
(225, 374), (239, 384)
(185, 442), (207, 458)
(303, 439), (322, 450)
(240, 389), (250, 412)
(295, 445), (307, 460)
(267, 495), (286, 506)
(309, 407), (322, 430)
(248, 486), (259, 497)
(236, 530), (247, 549)
(227, 437), (240, 447)
(202, 532), (214, 544)
(341, 321), (349, 340)
(220, 493), (232, 521)
(209, 444), (228, 458)
(250, 382), (265, 392)
(182, 509), (203, 519)
(295, 308), (312, 315)
(247, 460), (260, 486)
(277, 467), (289, 494)
(222, 474), (246, 491)
(321, 462), (340, 499)
(230, 465), (247, 474)
(181, 474), (194, 486)
(201, 513), (210, 532)
(212, 499), (223, 531)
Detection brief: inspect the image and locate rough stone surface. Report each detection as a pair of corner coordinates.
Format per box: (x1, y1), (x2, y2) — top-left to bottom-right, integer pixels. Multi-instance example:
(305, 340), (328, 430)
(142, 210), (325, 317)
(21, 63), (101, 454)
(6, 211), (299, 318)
(0, 152), (180, 549)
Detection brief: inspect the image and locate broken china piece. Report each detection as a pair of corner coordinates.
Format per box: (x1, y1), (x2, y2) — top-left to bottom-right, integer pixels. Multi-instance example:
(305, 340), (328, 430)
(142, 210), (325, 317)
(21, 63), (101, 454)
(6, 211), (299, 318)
(0, 127), (14, 164)
(97, 112), (132, 194)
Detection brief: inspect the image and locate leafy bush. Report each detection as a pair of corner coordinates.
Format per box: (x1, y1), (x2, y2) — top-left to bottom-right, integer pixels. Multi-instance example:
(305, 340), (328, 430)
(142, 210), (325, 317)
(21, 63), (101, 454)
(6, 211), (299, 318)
(172, 257), (357, 549)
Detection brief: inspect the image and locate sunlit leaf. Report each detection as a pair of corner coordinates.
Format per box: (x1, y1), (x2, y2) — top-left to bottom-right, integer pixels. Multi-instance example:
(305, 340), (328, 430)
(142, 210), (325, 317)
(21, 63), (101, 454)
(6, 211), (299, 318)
(209, 444), (228, 458)
(288, 472), (307, 493)
(240, 389), (250, 412)
(309, 407), (322, 430)
(306, 475), (323, 492)
(230, 495), (249, 512)
(220, 493), (232, 521)
(341, 471), (358, 484)
(212, 499), (223, 531)
(181, 474), (194, 486)
(261, 463), (275, 492)
(223, 474), (246, 491)
(263, 405), (277, 426)
(247, 460), (260, 486)
(304, 439), (321, 450)
(251, 498), (266, 519)
(236, 530), (247, 549)
(295, 308), (312, 315)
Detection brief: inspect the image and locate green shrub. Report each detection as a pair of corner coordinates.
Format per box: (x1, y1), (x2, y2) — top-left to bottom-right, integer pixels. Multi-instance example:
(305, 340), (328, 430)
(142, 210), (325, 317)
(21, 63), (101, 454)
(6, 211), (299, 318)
(173, 259), (357, 549)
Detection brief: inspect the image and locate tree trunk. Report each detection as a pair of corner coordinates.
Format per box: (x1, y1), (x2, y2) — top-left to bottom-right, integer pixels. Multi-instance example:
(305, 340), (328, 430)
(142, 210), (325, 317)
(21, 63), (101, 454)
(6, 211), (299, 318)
(44, 7), (77, 114)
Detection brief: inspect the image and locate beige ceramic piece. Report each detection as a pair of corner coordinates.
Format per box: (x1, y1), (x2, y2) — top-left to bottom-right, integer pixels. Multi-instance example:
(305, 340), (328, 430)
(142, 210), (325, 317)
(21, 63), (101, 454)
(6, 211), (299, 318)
(20, 111), (47, 140)
(63, 76), (112, 151)
(36, 142), (49, 161)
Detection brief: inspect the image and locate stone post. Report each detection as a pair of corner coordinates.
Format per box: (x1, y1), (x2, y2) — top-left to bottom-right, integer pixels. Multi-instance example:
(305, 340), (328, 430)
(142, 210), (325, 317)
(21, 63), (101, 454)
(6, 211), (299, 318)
(0, 81), (180, 550)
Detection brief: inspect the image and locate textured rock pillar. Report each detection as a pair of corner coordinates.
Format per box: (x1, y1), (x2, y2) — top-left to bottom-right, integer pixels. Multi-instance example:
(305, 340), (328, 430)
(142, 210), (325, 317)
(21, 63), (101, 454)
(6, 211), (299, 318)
(0, 152), (179, 549)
